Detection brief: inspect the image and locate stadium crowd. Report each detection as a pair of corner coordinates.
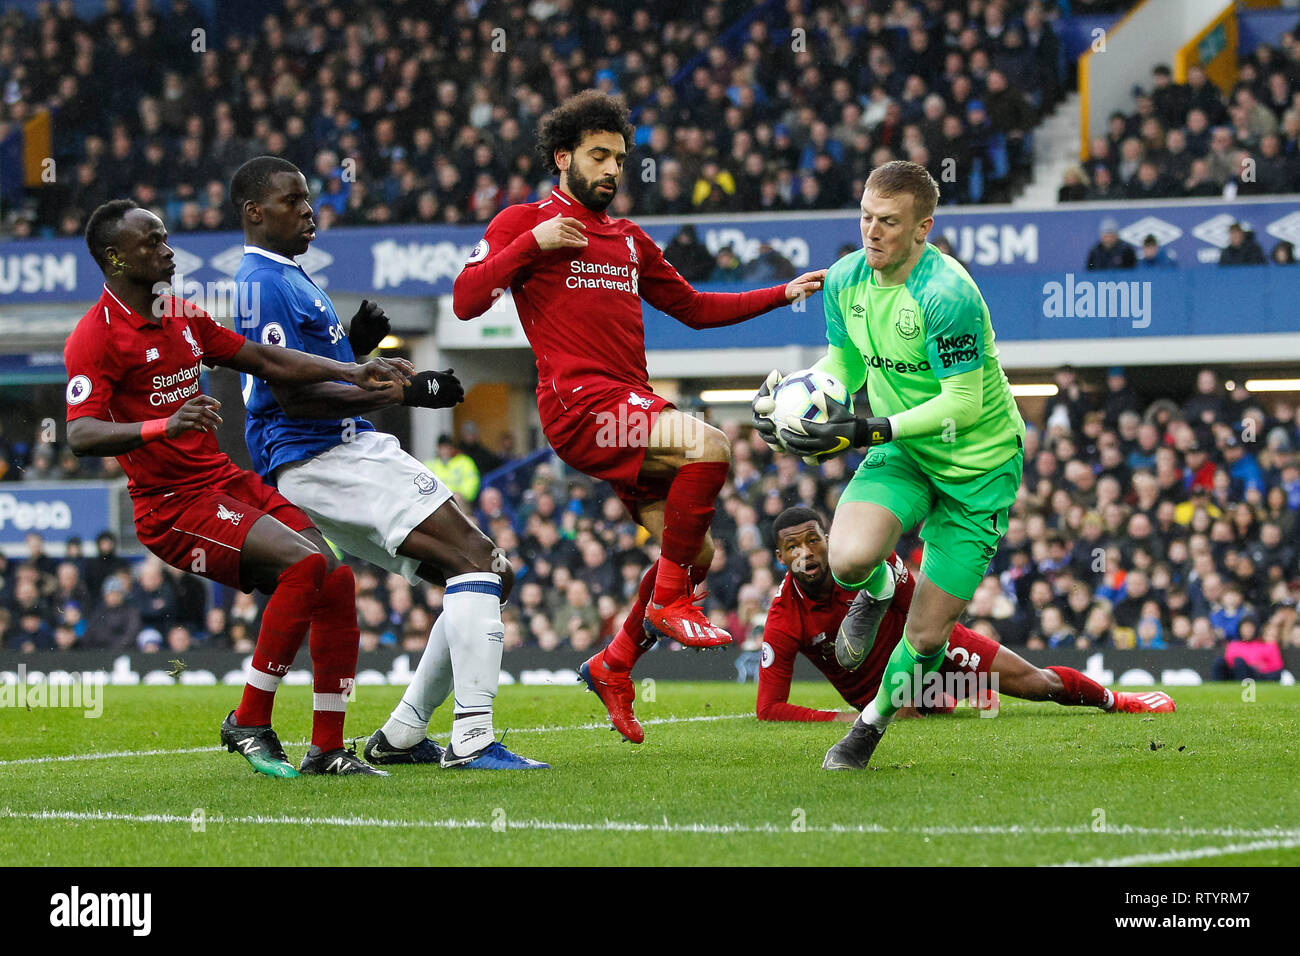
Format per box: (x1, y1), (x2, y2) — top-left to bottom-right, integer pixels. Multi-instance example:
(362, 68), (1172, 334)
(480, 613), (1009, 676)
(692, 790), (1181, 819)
(1062, 45), (1300, 205)
(2, 0), (1082, 239)
(2, 365), (1298, 682)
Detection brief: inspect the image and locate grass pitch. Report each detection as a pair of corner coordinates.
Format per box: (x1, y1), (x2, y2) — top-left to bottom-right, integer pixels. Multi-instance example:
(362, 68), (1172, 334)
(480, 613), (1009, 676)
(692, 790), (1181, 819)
(1, 682), (1297, 866)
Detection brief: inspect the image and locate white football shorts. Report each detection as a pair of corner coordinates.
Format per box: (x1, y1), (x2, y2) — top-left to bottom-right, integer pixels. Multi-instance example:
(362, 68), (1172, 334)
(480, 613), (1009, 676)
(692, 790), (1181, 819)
(275, 430), (453, 583)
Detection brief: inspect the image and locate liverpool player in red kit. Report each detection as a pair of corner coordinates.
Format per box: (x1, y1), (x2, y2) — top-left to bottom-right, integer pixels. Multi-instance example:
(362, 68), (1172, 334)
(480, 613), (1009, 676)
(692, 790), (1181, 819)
(758, 508), (1175, 726)
(454, 91), (827, 743)
(65, 200), (411, 777)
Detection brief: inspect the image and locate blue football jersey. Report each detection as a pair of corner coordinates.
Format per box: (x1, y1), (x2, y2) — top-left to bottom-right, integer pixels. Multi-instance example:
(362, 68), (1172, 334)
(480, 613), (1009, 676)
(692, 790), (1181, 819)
(235, 245), (374, 479)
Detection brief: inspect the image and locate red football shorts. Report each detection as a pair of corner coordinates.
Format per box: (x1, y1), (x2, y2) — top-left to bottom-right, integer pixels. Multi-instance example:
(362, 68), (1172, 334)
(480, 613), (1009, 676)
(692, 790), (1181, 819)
(133, 469), (314, 591)
(538, 381), (675, 519)
(937, 626), (1000, 684)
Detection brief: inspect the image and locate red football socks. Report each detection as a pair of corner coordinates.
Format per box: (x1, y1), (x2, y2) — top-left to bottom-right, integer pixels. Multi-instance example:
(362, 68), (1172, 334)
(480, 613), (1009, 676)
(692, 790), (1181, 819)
(1046, 666), (1113, 709)
(234, 552), (327, 727)
(652, 460), (730, 605)
(605, 564), (658, 671)
(308, 564), (361, 751)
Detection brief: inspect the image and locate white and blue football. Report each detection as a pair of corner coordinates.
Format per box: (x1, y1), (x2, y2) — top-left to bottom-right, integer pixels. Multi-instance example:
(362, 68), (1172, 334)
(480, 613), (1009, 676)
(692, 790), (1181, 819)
(767, 368), (853, 438)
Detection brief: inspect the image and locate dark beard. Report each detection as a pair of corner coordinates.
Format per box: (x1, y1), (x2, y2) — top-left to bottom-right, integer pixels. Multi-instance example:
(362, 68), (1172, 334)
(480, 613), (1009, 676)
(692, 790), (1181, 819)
(567, 165), (617, 212)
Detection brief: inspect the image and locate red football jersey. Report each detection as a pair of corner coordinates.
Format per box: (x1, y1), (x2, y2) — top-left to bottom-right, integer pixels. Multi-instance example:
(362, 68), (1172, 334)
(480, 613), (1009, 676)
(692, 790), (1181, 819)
(64, 286), (247, 503)
(756, 554), (916, 721)
(453, 187), (789, 408)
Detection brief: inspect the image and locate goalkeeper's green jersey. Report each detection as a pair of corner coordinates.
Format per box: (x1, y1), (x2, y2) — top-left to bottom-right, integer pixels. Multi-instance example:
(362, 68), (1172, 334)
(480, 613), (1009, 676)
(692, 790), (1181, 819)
(817, 244), (1024, 482)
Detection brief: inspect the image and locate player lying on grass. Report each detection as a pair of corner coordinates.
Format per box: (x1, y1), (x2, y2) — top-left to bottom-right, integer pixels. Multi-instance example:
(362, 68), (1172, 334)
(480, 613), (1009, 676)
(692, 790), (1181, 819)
(230, 156), (546, 770)
(66, 200), (411, 777)
(756, 508), (1176, 726)
(453, 90), (827, 744)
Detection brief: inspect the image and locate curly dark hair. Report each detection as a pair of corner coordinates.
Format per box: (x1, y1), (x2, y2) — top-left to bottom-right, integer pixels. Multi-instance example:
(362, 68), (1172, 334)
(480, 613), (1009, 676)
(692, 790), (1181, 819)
(535, 90), (634, 175)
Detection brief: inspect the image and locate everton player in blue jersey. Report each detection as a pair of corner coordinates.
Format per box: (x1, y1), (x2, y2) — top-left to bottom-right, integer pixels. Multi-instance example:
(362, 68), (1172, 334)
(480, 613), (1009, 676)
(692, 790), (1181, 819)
(231, 156), (547, 770)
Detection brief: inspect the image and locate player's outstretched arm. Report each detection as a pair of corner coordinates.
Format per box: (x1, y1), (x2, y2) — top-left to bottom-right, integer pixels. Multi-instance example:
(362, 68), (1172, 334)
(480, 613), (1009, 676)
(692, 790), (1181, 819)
(67, 395), (224, 457)
(270, 369), (465, 419)
(755, 628), (846, 722)
(452, 208), (559, 320)
(224, 340), (413, 391)
(635, 225), (826, 329)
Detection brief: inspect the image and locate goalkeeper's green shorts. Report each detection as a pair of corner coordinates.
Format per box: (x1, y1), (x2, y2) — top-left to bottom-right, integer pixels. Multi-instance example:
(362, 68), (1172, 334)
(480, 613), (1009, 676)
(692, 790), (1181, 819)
(839, 440), (1023, 601)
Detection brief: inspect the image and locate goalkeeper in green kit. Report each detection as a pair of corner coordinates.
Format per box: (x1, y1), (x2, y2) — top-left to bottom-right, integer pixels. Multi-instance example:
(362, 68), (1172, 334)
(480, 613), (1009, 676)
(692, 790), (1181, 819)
(753, 161), (1025, 770)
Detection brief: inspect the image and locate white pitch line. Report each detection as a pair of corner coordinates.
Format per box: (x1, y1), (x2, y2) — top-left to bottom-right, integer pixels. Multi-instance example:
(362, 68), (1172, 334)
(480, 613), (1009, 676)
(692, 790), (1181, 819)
(1051, 837), (1300, 867)
(2, 808), (1298, 844)
(0, 712), (755, 768)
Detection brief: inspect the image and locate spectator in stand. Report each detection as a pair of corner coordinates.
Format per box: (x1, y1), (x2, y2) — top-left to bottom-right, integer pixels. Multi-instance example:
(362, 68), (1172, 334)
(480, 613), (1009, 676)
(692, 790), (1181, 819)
(1271, 241), (1296, 265)
(1136, 234), (1177, 268)
(745, 241), (798, 281)
(1058, 166), (1089, 202)
(1212, 615), (1285, 681)
(662, 224), (716, 282)
(83, 531), (130, 601)
(81, 576), (141, 651)
(1219, 222), (1267, 266)
(425, 433), (481, 506)
(1086, 218), (1136, 270)
(1103, 368), (1141, 429)
(458, 421), (503, 478)
(710, 245), (746, 284)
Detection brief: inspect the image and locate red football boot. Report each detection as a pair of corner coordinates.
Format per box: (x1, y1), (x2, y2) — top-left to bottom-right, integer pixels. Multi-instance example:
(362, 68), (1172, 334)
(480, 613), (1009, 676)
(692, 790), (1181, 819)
(643, 593), (732, 648)
(579, 650), (644, 743)
(1112, 690), (1176, 713)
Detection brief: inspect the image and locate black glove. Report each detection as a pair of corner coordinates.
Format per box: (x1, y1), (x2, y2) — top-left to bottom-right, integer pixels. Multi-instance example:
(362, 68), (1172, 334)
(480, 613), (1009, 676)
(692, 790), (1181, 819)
(402, 369), (465, 409)
(348, 299), (390, 356)
(778, 391), (892, 462)
(750, 369), (785, 451)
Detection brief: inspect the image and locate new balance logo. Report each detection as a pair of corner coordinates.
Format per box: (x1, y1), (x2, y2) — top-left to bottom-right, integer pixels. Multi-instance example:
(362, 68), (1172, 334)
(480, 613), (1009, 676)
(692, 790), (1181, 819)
(145, 348), (159, 362)
(236, 737), (258, 755)
(216, 503), (244, 525)
(325, 756), (348, 773)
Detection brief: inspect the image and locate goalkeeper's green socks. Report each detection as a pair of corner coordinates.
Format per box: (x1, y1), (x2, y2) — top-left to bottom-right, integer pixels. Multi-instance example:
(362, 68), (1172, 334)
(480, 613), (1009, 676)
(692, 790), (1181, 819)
(859, 630), (948, 730)
(833, 558), (895, 600)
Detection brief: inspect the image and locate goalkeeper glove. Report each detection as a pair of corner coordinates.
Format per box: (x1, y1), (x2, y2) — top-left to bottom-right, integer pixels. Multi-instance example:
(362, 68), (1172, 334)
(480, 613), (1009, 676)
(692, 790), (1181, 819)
(751, 369), (785, 451)
(778, 391), (892, 462)
(402, 369), (465, 409)
(347, 299), (390, 356)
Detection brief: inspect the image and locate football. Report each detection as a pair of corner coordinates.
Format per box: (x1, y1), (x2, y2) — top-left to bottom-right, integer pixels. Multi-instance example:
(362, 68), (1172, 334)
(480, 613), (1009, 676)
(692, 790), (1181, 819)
(766, 368), (853, 448)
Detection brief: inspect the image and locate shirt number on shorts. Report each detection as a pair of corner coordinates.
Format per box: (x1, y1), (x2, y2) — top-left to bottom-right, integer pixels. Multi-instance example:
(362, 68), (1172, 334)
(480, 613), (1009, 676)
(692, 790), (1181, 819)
(946, 644), (980, 670)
